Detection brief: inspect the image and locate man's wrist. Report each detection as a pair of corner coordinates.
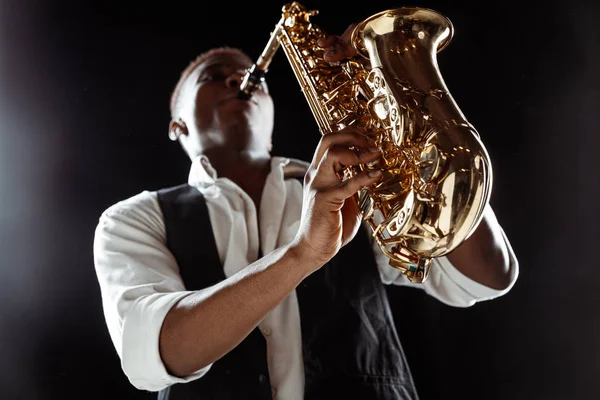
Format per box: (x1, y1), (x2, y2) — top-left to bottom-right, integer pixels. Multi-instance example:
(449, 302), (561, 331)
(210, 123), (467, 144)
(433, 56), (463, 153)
(285, 239), (327, 277)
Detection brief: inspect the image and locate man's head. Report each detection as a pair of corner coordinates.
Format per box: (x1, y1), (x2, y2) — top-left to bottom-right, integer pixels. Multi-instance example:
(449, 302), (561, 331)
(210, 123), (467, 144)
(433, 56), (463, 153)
(168, 47), (275, 160)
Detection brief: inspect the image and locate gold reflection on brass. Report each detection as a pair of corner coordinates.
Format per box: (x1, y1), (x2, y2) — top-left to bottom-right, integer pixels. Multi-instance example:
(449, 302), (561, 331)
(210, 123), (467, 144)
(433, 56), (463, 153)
(241, 2), (493, 282)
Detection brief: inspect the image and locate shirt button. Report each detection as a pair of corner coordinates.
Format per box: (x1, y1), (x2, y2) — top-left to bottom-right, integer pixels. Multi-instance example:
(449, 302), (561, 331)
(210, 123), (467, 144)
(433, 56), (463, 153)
(262, 327), (271, 336)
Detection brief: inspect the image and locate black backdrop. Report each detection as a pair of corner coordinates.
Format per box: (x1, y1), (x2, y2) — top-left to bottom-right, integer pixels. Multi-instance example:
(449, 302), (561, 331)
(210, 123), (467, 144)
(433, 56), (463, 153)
(1, 0), (599, 399)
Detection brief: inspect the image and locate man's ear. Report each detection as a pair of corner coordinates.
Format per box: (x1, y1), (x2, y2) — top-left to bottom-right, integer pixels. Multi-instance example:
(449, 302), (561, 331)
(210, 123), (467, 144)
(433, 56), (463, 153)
(168, 118), (188, 141)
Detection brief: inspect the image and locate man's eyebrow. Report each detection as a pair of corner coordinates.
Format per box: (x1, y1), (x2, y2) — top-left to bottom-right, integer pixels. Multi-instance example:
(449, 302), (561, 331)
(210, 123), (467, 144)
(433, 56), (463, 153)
(198, 63), (222, 74)
(195, 64), (224, 83)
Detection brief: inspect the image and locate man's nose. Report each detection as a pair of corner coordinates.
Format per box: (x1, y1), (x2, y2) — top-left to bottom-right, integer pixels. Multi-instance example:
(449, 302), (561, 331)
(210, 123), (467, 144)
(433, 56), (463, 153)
(225, 72), (244, 89)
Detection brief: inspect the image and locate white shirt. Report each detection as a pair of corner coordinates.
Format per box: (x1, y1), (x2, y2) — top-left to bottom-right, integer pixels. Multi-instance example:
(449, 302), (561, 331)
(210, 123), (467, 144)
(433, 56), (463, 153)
(93, 155), (518, 397)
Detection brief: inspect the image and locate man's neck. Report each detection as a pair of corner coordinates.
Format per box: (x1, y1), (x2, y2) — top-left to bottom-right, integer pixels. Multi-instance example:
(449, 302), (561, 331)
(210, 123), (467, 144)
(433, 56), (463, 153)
(202, 148), (269, 179)
(201, 148), (272, 207)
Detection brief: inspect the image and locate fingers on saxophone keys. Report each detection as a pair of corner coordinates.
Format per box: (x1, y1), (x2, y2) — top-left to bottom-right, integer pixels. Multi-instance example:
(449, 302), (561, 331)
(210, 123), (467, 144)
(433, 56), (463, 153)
(318, 127), (375, 154)
(317, 34), (338, 48)
(327, 144), (380, 168)
(318, 37), (345, 63)
(338, 169), (383, 199)
(314, 128), (379, 172)
(323, 43), (348, 63)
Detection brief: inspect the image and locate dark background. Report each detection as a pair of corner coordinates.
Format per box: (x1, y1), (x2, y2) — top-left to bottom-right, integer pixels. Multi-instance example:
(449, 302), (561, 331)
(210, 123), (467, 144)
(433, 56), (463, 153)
(1, 0), (599, 399)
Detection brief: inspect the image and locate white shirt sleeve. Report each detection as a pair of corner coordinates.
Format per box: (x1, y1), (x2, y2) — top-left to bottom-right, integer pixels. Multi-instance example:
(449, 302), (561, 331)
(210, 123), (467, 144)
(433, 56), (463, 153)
(375, 210), (519, 308)
(93, 190), (211, 391)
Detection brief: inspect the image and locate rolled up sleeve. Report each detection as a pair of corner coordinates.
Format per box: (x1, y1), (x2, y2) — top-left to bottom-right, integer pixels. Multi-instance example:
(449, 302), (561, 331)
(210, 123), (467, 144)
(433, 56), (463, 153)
(93, 191), (211, 391)
(375, 222), (519, 307)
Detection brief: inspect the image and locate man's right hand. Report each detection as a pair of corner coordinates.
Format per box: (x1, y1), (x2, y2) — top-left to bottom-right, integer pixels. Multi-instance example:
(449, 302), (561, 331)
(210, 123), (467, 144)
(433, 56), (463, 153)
(291, 127), (382, 271)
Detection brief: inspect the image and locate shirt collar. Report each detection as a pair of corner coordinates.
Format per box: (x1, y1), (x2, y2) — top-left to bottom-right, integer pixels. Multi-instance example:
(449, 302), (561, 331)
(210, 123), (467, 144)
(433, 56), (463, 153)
(188, 155), (217, 187)
(188, 154), (309, 187)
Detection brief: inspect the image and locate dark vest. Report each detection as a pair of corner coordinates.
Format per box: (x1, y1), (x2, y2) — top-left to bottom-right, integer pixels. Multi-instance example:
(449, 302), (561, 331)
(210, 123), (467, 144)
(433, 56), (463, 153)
(156, 183), (418, 400)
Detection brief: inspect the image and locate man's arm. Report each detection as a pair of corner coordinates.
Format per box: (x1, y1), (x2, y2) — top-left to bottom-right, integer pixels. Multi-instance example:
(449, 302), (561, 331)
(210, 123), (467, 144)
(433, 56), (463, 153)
(445, 205), (515, 290)
(375, 204), (518, 307)
(94, 129), (382, 388)
(95, 195), (317, 386)
(159, 243), (312, 377)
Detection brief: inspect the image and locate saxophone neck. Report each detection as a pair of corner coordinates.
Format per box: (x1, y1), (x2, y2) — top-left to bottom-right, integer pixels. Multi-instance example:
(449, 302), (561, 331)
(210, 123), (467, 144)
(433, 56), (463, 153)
(238, 17), (285, 99)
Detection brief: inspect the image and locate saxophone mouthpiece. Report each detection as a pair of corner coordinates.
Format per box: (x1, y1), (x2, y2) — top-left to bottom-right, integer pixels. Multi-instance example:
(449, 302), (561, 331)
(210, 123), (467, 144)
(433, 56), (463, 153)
(238, 64), (267, 100)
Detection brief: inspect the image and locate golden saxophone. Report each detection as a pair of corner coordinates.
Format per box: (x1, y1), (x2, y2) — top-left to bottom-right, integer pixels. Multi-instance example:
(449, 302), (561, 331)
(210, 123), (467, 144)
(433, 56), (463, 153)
(239, 2), (493, 283)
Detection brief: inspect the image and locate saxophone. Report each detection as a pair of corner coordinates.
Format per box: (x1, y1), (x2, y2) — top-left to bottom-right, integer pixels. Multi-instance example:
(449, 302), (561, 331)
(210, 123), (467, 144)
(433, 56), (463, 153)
(239, 2), (493, 283)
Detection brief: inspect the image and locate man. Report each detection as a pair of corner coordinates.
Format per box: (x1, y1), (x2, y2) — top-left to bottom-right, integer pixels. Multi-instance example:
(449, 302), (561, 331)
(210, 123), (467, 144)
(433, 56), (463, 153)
(93, 28), (518, 400)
